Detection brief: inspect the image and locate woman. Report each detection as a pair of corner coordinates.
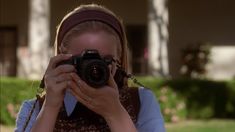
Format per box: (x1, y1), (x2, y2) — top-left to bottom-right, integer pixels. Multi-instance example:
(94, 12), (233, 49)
(15, 4), (165, 132)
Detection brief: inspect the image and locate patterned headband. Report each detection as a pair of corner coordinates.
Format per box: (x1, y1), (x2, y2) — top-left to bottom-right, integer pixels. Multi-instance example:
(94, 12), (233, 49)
(57, 9), (124, 47)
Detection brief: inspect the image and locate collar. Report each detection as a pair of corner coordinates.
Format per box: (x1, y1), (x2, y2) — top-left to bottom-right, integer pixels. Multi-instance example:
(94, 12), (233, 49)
(64, 90), (77, 116)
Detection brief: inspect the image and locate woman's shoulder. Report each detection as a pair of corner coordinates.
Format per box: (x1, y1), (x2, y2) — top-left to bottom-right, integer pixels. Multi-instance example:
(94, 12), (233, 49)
(15, 99), (40, 132)
(137, 87), (161, 114)
(138, 87), (153, 94)
(138, 87), (156, 102)
(22, 99), (37, 107)
(21, 99), (38, 110)
(17, 99), (39, 117)
(125, 87), (156, 106)
(136, 87), (166, 132)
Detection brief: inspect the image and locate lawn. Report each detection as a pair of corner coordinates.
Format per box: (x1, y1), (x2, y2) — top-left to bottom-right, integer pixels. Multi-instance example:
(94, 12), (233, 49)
(0, 124), (14, 132)
(166, 119), (235, 132)
(1, 119), (235, 132)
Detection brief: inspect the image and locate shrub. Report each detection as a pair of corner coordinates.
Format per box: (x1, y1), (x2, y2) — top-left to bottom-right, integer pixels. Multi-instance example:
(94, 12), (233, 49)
(164, 79), (235, 119)
(0, 77), (39, 125)
(137, 77), (235, 121)
(180, 42), (211, 78)
(130, 76), (187, 122)
(1, 77), (235, 125)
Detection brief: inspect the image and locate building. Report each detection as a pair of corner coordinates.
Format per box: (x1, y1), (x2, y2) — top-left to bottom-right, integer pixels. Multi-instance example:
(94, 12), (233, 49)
(1, 0), (235, 80)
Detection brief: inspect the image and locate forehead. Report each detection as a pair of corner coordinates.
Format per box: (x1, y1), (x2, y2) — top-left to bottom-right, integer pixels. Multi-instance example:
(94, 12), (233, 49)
(67, 31), (119, 57)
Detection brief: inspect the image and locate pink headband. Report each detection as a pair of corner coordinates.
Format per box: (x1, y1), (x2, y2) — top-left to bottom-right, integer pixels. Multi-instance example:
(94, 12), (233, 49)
(57, 9), (124, 47)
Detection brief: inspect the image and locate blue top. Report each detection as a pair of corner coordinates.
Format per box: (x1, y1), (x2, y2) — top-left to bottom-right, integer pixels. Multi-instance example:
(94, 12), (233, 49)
(15, 87), (165, 132)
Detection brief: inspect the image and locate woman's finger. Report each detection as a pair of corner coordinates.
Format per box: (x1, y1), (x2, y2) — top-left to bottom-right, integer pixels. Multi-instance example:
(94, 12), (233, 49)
(107, 71), (118, 89)
(51, 64), (76, 76)
(57, 81), (69, 91)
(47, 54), (72, 71)
(70, 73), (96, 96)
(69, 89), (94, 109)
(54, 73), (73, 83)
(68, 80), (94, 106)
(47, 80), (68, 93)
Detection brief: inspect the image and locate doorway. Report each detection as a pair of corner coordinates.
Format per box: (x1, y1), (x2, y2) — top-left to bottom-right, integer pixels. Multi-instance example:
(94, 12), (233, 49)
(0, 27), (18, 76)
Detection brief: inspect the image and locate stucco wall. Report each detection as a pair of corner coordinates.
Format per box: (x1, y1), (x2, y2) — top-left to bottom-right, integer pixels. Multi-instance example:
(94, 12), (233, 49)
(168, 0), (235, 78)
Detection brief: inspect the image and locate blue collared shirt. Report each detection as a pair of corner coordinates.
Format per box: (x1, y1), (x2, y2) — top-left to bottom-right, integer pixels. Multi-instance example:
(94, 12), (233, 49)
(15, 87), (165, 132)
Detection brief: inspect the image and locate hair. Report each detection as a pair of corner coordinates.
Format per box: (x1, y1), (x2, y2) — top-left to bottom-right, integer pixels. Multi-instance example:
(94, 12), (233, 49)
(54, 4), (130, 75)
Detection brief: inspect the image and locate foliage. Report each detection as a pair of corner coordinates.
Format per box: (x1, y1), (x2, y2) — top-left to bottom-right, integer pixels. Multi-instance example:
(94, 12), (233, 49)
(137, 77), (235, 121)
(0, 77), (39, 125)
(180, 42), (211, 78)
(155, 86), (186, 122)
(164, 79), (235, 119)
(1, 77), (235, 125)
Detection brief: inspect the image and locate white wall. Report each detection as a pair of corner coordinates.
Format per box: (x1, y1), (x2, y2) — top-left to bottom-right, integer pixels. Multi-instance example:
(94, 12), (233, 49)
(207, 46), (235, 80)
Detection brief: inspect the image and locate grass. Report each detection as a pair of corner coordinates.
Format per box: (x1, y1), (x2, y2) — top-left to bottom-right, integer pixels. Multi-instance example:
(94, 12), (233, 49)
(1, 119), (235, 132)
(0, 125), (14, 132)
(166, 119), (235, 132)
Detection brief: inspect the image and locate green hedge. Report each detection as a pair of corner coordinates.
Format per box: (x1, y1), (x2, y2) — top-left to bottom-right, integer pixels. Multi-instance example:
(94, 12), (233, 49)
(164, 79), (235, 119)
(136, 77), (235, 122)
(1, 77), (235, 125)
(0, 77), (39, 125)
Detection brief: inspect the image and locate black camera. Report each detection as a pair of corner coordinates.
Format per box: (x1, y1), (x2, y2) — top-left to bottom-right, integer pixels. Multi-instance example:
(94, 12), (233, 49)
(59, 49), (112, 88)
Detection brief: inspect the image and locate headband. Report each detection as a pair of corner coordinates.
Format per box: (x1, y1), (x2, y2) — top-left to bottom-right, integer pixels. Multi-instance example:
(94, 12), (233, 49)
(57, 9), (124, 47)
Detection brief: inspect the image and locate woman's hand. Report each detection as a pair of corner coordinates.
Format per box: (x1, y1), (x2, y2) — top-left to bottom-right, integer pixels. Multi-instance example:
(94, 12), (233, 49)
(32, 54), (77, 132)
(68, 72), (122, 119)
(68, 72), (137, 132)
(43, 54), (76, 108)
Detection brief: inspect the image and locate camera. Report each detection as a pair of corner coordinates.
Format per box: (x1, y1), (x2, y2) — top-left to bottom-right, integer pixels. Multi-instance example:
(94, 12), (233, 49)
(58, 49), (112, 88)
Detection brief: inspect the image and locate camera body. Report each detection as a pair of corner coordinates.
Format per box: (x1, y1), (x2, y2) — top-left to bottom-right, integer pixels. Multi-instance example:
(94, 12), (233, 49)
(59, 49), (112, 88)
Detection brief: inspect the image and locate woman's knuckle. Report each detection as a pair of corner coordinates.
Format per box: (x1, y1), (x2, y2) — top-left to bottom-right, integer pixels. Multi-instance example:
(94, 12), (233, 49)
(46, 82), (54, 89)
(66, 74), (72, 80)
(50, 56), (57, 63)
(57, 66), (64, 73)
(44, 74), (51, 80)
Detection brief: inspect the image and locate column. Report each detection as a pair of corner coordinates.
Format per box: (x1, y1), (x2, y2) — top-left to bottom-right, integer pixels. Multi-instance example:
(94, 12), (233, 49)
(148, 0), (169, 77)
(28, 0), (50, 79)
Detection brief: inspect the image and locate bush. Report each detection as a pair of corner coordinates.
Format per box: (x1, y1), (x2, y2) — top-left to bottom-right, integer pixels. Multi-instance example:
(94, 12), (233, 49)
(1, 77), (235, 125)
(134, 77), (187, 122)
(0, 77), (39, 125)
(137, 77), (235, 121)
(164, 79), (235, 119)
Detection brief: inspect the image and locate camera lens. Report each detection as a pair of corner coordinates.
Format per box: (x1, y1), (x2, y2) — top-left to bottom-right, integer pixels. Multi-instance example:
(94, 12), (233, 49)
(82, 59), (109, 88)
(90, 65), (104, 81)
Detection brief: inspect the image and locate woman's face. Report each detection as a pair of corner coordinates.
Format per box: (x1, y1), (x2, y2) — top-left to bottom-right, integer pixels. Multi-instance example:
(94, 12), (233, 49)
(65, 31), (120, 75)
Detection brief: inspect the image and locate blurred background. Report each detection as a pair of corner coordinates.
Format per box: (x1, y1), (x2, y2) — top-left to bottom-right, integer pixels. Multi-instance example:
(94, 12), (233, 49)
(1, 0), (235, 131)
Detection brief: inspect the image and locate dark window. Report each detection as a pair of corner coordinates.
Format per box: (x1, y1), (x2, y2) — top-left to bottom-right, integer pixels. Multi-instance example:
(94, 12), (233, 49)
(0, 27), (18, 76)
(126, 25), (148, 75)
